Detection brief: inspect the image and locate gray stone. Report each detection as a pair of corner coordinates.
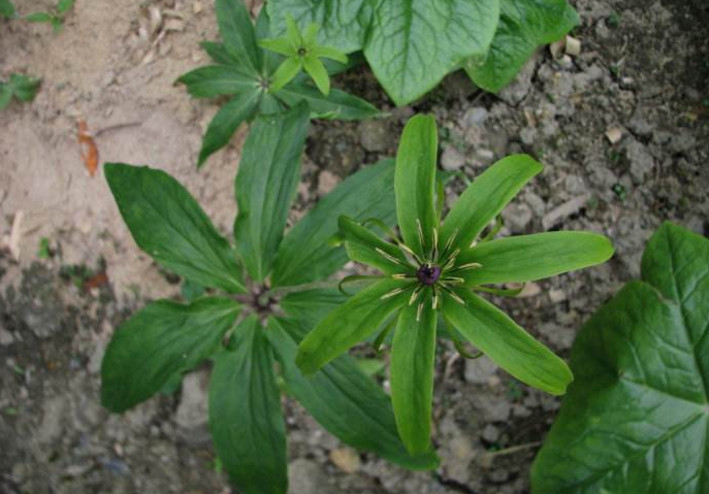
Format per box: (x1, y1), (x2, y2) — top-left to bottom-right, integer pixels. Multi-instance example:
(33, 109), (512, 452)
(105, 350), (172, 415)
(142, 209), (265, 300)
(175, 370), (210, 445)
(464, 356), (498, 384)
(542, 194), (591, 230)
(36, 396), (67, 446)
(463, 107), (489, 128)
(481, 424), (501, 443)
(477, 395), (511, 422)
(441, 146), (466, 171)
(358, 119), (391, 153)
(501, 202), (533, 234)
(625, 139), (655, 185)
(0, 325), (14, 346)
(288, 459), (342, 494)
(499, 57), (536, 105)
(524, 192), (546, 217)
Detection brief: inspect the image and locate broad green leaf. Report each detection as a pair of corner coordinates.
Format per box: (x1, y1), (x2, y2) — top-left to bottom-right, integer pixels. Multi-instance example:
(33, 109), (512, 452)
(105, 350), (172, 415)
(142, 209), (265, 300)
(215, 0), (261, 75)
(338, 216), (408, 275)
(234, 103), (310, 281)
(532, 223), (709, 494)
(101, 297), (240, 412)
(441, 154), (542, 251)
(210, 316), (287, 494)
(443, 288), (572, 395)
(269, 57), (303, 92)
(466, 0), (578, 92)
(275, 84), (381, 120)
(267, 314), (439, 470)
(364, 0), (500, 105)
(296, 279), (409, 375)
(458, 231), (614, 286)
(267, 0), (372, 53)
(177, 65), (257, 98)
(198, 89), (260, 167)
(395, 114), (438, 257)
(105, 164), (246, 293)
(302, 56), (329, 95)
(391, 290), (437, 454)
(56, 0), (75, 15)
(271, 159), (396, 287)
(0, 0), (15, 19)
(200, 41), (239, 66)
(25, 12), (53, 23)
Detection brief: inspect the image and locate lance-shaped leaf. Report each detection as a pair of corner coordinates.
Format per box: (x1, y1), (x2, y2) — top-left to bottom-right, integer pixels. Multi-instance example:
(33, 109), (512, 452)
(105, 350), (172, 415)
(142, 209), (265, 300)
(338, 216), (408, 275)
(531, 223), (709, 494)
(105, 164), (246, 293)
(210, 316), (287, 494)
(101, 297), (240, 412)
(267, 0), (373, 53)
(200, 41), (239, 65)
(296, 279), (409, 375)
(234, 103), (310, 281)
(255, 9), (282, 74)
(271, 159), (395, 287)
(268, 290), (439, 470)
(443, 288), (572, 395)
(302, 56), (330, 95)
(459, 231), (614, 286)
(441, 154), (542, 251)
(395, 114), (438, 257)
(177, 65), (257, 99)
(466, 0), (578, 93)
(268, 318), (440, 470)
(215, 0), (262, 75)
(391, 291), (437, 454)
(198, 89), (261, 167)
(275, 84), (381, 120)
(364, 0), (500, 105)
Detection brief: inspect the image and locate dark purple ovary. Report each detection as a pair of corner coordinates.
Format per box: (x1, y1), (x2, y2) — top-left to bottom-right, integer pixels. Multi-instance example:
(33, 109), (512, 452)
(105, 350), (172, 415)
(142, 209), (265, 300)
(417, 265), (441, 286)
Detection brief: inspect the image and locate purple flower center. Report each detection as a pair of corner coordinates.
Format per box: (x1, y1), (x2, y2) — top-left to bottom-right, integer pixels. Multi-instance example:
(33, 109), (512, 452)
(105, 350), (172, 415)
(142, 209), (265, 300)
(416, 264), (441, 286)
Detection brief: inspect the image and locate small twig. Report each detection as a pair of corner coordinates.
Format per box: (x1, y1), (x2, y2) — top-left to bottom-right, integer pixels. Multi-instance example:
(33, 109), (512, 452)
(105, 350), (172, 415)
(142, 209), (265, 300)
(483, 441), (542, 459)
(94, 122), (143, 137)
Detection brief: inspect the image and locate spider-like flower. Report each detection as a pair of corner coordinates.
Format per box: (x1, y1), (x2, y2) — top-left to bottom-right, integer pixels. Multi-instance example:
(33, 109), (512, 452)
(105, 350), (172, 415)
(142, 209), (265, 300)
(296, 115), (614, 454)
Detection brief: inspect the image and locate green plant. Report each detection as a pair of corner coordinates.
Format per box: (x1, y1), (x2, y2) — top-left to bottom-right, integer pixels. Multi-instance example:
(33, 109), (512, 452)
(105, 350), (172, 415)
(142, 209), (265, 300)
(24, 0), (75, 32)
(177, 0), (379, 167)
(0, 0), (14, 19)
(295, 114), (614, 454)
(100, 104), (437, 494)
(532, 222), (709, 493)
(260, 13), (347, 95)
(268, 0), (578, 105)
(0, 73), (41, 110)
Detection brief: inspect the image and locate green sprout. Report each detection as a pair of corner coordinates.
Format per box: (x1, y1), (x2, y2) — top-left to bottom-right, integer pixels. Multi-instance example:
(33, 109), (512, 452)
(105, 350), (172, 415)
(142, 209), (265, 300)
(0, 73), (41, 110)
(0, 0), (15, 19)
(24, 0), (75, 32)
(296, 114), (614, 454)
(259, 14), (347, 96)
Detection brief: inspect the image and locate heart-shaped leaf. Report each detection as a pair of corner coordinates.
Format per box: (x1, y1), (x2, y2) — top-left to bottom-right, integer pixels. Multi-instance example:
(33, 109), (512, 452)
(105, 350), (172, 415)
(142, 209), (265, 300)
(466, 0), (578, 92)
(365, 0), (499, 105)
(532, 222), (709, 493)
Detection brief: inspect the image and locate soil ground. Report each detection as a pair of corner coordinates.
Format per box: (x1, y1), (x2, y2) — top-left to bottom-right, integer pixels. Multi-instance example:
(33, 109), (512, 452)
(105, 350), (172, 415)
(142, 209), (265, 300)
(1, 0), (708, 493)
